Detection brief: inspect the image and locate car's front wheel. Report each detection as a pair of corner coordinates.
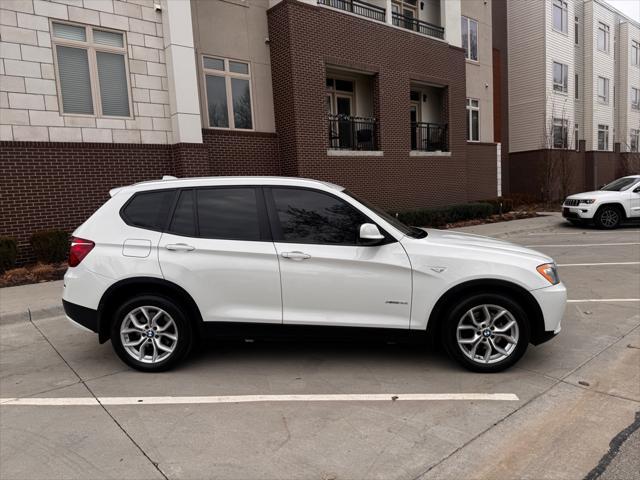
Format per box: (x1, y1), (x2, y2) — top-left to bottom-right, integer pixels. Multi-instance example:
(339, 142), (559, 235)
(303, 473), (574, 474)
(111, 295), (193, 372)
(594, 205), (622, 229)
(442, 293), (530, 373)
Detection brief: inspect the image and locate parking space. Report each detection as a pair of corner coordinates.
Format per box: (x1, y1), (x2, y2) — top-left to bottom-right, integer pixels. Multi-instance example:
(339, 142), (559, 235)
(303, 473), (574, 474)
(1, 214), (639, 480)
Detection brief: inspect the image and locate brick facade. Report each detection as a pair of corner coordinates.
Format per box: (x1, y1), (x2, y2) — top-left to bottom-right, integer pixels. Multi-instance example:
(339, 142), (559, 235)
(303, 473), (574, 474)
(267, 0), (493, 212)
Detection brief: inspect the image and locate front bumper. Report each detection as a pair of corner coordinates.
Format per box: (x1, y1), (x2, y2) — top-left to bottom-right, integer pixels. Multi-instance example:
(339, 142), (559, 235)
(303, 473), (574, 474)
(562, 204), (597, 220)
(530, 282), (567, 344)
(63, 299), (98, 334)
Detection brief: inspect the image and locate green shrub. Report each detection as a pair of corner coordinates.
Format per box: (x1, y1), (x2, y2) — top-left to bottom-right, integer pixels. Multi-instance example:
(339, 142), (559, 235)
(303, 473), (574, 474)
(0, 237), (18, 273)
(30, 229), (69, 263)
(394, 202), (494, 228)
(480, 197), (514, 215)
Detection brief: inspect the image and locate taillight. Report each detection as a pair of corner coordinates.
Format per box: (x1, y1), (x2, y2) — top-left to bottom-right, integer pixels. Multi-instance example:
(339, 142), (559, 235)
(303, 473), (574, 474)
(68, 237), (95, 267)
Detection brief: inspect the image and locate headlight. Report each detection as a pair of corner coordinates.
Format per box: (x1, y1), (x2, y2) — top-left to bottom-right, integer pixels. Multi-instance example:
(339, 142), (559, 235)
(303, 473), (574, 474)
(579, 199), (595, 204)
(537, 263), (560, 285)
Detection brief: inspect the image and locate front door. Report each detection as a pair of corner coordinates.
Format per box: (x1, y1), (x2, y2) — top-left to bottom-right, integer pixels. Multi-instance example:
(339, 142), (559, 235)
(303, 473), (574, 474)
(629, 182), (640, 217)
(265, 187), (412, 329)
(158, 187), (282, 325)
(410, 102), (420, 150)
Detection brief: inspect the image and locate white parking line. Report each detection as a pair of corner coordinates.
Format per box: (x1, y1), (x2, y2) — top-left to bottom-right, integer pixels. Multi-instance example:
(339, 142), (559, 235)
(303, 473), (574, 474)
(567, 299), (640, 303)
(0, 393), (520, 406)
(525, 242), (640, 248)
(558, 262), (640, 267)
(527, 231), (640, 236)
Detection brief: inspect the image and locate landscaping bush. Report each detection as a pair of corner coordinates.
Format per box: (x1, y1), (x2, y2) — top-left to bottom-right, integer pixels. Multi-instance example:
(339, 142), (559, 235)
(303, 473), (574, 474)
(480, 197), (514, 215)
(0, 237), (18, 273)
(395, 202), (495, 228)
(30, 229), (69, 263)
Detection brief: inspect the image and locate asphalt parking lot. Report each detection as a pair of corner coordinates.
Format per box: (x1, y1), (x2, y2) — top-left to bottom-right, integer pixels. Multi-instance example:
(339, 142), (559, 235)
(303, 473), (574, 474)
(1, 214), (639, 480)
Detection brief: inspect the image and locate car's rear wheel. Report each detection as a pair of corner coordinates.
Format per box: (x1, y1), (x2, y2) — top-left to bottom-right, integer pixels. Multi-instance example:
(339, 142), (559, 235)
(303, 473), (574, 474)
(111, 295), (193, 372)
(442, 293), (530, 373)
(594, 205), (622, 229)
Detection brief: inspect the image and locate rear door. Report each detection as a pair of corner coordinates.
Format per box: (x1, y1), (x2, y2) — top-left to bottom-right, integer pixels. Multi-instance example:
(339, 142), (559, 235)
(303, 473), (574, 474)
(265, 186), (412, 329)
(158, 187), (282, 324)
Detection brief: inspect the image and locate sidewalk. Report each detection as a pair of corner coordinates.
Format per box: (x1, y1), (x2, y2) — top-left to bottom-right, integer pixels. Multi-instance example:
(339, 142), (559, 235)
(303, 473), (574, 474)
(0, 279), (63, 324)
(0, 213), (564, 325)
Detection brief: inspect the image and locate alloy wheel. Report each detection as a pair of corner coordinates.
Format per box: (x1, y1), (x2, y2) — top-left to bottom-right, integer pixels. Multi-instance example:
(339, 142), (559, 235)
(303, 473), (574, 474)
(599, 209), (619, 228)
(120, 306), (179, 364)
(456, 304), (520, 364)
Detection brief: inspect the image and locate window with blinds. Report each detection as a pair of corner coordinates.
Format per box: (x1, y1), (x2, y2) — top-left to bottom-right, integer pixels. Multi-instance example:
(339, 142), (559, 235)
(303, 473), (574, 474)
(52, 22), (131, 118)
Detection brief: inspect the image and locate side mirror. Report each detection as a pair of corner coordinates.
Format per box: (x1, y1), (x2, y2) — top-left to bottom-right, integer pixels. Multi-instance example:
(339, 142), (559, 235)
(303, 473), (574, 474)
(634, 186), (640, 193)
(359, 223), (384, 244)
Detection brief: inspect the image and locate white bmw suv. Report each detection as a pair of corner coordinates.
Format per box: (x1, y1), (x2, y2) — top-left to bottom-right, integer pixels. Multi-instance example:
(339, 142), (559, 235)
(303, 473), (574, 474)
(562, 175), (640, 228)
(63, 176), (566, 373)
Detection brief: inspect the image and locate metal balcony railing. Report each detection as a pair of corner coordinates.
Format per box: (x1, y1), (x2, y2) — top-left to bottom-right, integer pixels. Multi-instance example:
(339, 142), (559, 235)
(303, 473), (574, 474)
(318, 0), (386, 23)
(411, 122), (448, 151)
(392, 12), (445, 39)
(328, 114), (378, 151)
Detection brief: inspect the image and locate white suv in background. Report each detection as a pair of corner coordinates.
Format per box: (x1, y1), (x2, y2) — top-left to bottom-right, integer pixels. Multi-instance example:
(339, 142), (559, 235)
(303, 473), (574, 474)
(562, 175), (640, 228)
(63, 176), (566, 373)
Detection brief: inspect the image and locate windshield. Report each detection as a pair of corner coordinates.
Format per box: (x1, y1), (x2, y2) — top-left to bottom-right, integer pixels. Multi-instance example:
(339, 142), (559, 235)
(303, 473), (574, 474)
(343, 190), (428, 239)
(600, 177), (638, 192)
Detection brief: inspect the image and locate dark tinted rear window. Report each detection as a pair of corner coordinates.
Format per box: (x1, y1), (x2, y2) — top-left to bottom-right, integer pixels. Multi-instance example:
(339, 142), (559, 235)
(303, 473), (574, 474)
(197, 188), (261, 241)
(122, 190), (176, 230)
(169, 190), (196, 236)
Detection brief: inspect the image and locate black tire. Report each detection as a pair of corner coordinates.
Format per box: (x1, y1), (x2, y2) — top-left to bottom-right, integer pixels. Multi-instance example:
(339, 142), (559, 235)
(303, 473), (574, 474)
(111, 294), (193, 372)
(441, 293), (530, 373)
(594, 205), (622, 229)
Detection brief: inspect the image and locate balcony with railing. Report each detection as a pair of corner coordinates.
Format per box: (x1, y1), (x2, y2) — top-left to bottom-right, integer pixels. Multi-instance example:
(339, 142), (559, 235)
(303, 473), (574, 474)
(412, 122), (448, 152)
(317, 0), (386, 22)
(328, 114), (377, 150)
(316, 0), (445, 41)
(392, 12), (444, 39)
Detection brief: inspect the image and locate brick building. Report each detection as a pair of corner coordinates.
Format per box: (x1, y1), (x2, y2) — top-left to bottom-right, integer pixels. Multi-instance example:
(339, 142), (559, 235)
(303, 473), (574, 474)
(1, 0), (500, 262)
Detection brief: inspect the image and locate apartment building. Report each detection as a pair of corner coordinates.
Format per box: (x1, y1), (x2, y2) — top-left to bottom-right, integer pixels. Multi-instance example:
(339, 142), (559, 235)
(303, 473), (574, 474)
(1, 0), (497, 261)
(503, 0), (639, 196)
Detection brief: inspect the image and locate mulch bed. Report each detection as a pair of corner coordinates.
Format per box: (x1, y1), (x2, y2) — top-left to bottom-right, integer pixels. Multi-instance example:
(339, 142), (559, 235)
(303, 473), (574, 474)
(439, 210), (540, 229)
(0, 262), (67, 288)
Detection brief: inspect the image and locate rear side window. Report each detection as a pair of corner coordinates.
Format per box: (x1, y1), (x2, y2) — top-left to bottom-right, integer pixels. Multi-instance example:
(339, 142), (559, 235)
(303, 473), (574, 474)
(169, 190), (196, 236)
(270, 188), (368, 245)
(122, 190), (176, 231)
(197, 188), (261, 241)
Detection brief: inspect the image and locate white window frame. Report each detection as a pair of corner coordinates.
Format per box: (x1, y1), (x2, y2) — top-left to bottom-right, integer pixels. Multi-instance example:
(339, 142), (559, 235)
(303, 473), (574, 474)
(597, 124), (609, 151)
(461, 16), (479, 62)
(202, 55), (255, 131)
(552, 0), (568, 34)
(630, 129), (639, 152)
(326, 76), (357, 117)
(632, 40), (639, 66)
(632, 87), (639, 110)
(466, 98), (480, 142)
(597, 22), (610, 53)
(553, 61), (568, 93)
(597, 76), (609, 104)
(50, 20), (133, 119)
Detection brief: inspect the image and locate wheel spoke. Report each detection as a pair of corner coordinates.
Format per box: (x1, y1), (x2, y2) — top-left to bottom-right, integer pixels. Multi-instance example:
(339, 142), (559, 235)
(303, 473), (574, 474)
(494, 332), (517, 344)
(123, 337), (145, 347)
(128, 313), (146, 330)
(493, 319), (516, 333)
(151, 339), (158, 363)
(457, 324), (476, 331)
(121, 327), (143, 335)
(482, 341), (491, 363)
(158, 332), (177, 341)
(490, 338), (509, 356)
(140, 307), (151, 324)
(489, 309), (507, 326)
(459, 334), (481, 345)
(150, 310), (163, 328)
(154, 338), (173, 353)
(138, 339), (148, 360)
(466, 310), (481, 327)
(482, 305), (491, 323)
(469, 337), (482, 358)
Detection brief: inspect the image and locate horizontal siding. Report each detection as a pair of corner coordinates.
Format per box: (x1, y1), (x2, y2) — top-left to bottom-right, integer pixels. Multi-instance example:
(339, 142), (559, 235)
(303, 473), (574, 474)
(507, 0), (545, 152)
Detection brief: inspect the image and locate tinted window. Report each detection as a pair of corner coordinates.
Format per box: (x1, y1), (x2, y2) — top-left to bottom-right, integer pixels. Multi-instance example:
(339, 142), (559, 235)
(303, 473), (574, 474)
(122, 190), (176, 231)
(271, 188), (368, 245)
(169, 190), (196, 236)
(197, 188), (261, 241)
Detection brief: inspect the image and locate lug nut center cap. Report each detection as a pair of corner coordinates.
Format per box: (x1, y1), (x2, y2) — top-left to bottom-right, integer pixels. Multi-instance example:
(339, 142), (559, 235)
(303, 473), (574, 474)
(482, 329), (491, 338)
(145, 330), (155, 338)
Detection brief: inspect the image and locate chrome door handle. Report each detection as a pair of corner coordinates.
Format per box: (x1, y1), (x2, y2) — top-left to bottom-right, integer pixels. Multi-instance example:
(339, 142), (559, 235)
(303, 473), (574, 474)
(281, 251), (311, 260)
(165, 243), (195, 252)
